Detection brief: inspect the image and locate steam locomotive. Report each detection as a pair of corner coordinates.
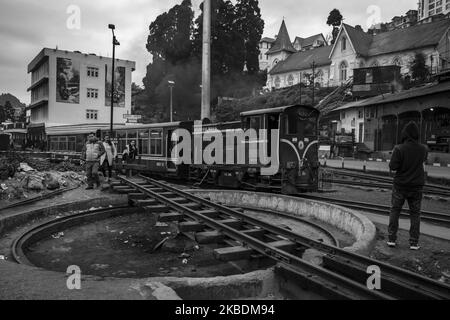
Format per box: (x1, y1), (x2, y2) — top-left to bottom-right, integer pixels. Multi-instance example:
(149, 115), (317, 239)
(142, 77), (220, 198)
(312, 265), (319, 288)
(41, 104), (320, 194)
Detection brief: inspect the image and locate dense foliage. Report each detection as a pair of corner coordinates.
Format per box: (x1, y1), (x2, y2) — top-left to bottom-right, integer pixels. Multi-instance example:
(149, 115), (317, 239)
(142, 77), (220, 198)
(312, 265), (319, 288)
(141, 0), (266, 122)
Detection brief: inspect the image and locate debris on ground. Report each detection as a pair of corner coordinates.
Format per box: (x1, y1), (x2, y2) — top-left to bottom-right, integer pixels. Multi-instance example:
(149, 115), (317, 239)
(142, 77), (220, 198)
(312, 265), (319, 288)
(51, 232), (65, 239)
(0, 154), (86, 205)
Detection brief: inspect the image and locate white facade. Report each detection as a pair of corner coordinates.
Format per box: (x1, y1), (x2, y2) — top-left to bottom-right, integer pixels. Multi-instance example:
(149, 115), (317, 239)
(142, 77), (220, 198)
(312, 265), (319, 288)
(419, 0), (450, 21)
(27, 48), (135, 127)
(268, 66), (330, 90)
(259, 39), (274, 70)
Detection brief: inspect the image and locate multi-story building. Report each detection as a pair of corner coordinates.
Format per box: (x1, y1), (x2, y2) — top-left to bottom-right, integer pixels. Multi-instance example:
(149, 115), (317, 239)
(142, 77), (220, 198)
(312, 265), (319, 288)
(27, 48), (136, 127)
(419, 0), (450, 21)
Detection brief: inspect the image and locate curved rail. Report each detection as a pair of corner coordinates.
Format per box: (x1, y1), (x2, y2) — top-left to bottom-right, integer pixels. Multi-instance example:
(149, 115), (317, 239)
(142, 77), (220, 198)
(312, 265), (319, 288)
(11, 206), (131, 266)
(116, 175), (450, 300)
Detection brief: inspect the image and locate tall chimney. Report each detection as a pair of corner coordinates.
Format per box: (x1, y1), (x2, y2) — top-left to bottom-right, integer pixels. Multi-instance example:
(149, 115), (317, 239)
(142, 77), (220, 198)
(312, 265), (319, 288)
(201, 0), (211, 120)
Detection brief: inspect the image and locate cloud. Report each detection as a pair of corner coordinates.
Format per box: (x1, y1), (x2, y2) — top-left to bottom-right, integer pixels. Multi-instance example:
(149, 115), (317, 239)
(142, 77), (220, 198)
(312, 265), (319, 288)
(0, 0), (417, 104)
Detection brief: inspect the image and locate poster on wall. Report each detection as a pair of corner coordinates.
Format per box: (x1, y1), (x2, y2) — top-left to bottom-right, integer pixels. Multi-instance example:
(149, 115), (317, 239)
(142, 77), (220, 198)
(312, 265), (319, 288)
(56, 58), (80, 103)
(105, 65), (126, 108)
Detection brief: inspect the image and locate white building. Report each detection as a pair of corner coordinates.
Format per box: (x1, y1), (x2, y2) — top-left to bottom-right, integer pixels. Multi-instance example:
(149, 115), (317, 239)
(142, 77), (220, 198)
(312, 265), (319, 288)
(259, 37), (275, 70)
(419, 0), (450, 21)
(27, 48), (136, 127)
(265, 19), (450, 90)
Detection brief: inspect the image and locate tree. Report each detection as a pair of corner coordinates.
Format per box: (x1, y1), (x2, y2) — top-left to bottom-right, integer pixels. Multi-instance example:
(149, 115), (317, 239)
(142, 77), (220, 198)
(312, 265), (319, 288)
(3, 101), (15, 121)
(194, 0), (246, 76)
(146, 0), (194, 64)
(0, 105), (6, 123)
(235, 0), (264, 74)
(17, 108), (27, 123)
(327, 9), (343, 45)
(411, 52), (429, 82)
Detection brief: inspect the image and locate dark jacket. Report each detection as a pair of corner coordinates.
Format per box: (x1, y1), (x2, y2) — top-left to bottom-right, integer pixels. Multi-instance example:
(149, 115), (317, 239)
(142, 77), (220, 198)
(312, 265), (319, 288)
(389, 122), (428, 189)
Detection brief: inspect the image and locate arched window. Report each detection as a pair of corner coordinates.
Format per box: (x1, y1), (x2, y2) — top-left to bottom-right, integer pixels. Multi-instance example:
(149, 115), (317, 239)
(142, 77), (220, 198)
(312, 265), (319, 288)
(341, 37), (347, 51)
(287, 74), (294, 86)
(274, 76), (281, 88)
(339, 61), (348, 81)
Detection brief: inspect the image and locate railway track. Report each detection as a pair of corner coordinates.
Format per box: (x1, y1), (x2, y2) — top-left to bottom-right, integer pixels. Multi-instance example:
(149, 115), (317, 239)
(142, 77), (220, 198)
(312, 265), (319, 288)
(327, 169), (450, 198)
(109, 175), (450, 300)
(0, 187), (79, 212)
(296, 194), (450, 226)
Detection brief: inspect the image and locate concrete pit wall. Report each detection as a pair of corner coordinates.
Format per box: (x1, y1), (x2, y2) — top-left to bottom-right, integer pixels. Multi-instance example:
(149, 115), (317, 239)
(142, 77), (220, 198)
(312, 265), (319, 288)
(189, 190), (377, 255)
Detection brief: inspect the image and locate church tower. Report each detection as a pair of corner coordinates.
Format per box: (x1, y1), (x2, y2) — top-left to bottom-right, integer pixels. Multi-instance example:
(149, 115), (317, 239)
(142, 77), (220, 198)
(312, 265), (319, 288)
(266, 20), (296, 71)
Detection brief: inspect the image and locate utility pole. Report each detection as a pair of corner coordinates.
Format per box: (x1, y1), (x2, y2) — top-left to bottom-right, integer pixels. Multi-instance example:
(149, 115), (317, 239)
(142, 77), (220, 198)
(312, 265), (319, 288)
(168, 81), (175, 122)
(108, 24), (120, 136)
(311, 61), (316, 106)
(201, 0), (211, 121)
(299, 71), (302, 104)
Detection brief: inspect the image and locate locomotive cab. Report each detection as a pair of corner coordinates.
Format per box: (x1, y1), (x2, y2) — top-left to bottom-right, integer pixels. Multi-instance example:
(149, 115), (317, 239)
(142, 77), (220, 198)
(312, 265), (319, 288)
(279, 106), (320, 194)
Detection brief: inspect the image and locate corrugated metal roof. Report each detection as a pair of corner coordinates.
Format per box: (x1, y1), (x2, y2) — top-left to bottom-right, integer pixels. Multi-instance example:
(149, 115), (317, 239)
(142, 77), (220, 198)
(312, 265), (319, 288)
(269, 45), (332, 75)
(293, 34), (326, 48)
(332, 81), (450, 112)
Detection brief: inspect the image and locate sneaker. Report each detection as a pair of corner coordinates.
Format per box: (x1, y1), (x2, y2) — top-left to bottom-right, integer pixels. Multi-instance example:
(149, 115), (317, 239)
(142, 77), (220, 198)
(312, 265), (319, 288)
(410, 244), (421, 251)
(387, 241), (397, 248)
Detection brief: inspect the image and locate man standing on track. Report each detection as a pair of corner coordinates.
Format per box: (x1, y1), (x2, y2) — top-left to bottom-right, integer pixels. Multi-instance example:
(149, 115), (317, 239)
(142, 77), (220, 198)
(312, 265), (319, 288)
(387, 121), (428, 251)
(81, 132), (106, 190)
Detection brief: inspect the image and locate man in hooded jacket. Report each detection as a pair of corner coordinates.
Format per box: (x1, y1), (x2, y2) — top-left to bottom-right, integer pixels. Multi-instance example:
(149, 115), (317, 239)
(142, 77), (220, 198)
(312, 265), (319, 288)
(388, 121), (428, 250)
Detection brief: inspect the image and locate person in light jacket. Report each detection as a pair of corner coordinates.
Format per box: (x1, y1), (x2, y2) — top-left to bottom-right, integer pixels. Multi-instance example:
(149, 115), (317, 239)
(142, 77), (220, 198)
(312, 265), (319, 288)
(100, 135), (117, 183)
(81, 133), (106, 189)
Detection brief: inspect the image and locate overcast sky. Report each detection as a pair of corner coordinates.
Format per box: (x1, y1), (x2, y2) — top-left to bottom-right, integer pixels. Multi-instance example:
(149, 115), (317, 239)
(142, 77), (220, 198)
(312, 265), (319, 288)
(0, 0), (416, 104)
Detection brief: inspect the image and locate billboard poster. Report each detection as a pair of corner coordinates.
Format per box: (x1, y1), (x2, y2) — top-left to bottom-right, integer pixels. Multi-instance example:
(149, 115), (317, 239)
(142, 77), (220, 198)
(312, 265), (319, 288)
(105, 65), (126, 108)
(56, 58), (80, 103)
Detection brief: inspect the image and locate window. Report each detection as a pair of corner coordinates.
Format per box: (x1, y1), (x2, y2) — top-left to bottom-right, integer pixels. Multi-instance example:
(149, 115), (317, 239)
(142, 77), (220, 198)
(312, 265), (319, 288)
(86, 109), (98, 120)
(248, 116), (262, 131)
(341, 37), (347, 51)
(274, 76), (281, 88)
(87, 67), (99, 78)
(87, 88), (99, 99)
(116, 131), (127, 154)
(339, 61), (348, 81)
(365, 70), (373, 84)
(287, 74), (294, 86)
(150, 130), (163, 155)
(341, 111), (346, 120)
(285, 115), (298, 135)
(358, 109), (364, 119)
(138, 130), (149, 155)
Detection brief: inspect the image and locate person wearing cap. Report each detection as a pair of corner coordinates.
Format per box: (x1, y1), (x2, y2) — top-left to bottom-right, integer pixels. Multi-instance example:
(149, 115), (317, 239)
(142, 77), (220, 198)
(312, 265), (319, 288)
(387, 121), (428, 251)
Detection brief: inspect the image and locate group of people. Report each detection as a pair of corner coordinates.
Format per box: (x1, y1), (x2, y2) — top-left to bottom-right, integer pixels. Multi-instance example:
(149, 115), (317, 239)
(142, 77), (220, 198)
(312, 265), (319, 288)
(81, 132), (138, 190)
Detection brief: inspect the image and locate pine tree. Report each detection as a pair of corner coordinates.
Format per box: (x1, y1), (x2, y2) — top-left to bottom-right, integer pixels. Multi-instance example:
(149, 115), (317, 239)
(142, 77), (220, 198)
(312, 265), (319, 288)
(236, 0), (264, 74)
